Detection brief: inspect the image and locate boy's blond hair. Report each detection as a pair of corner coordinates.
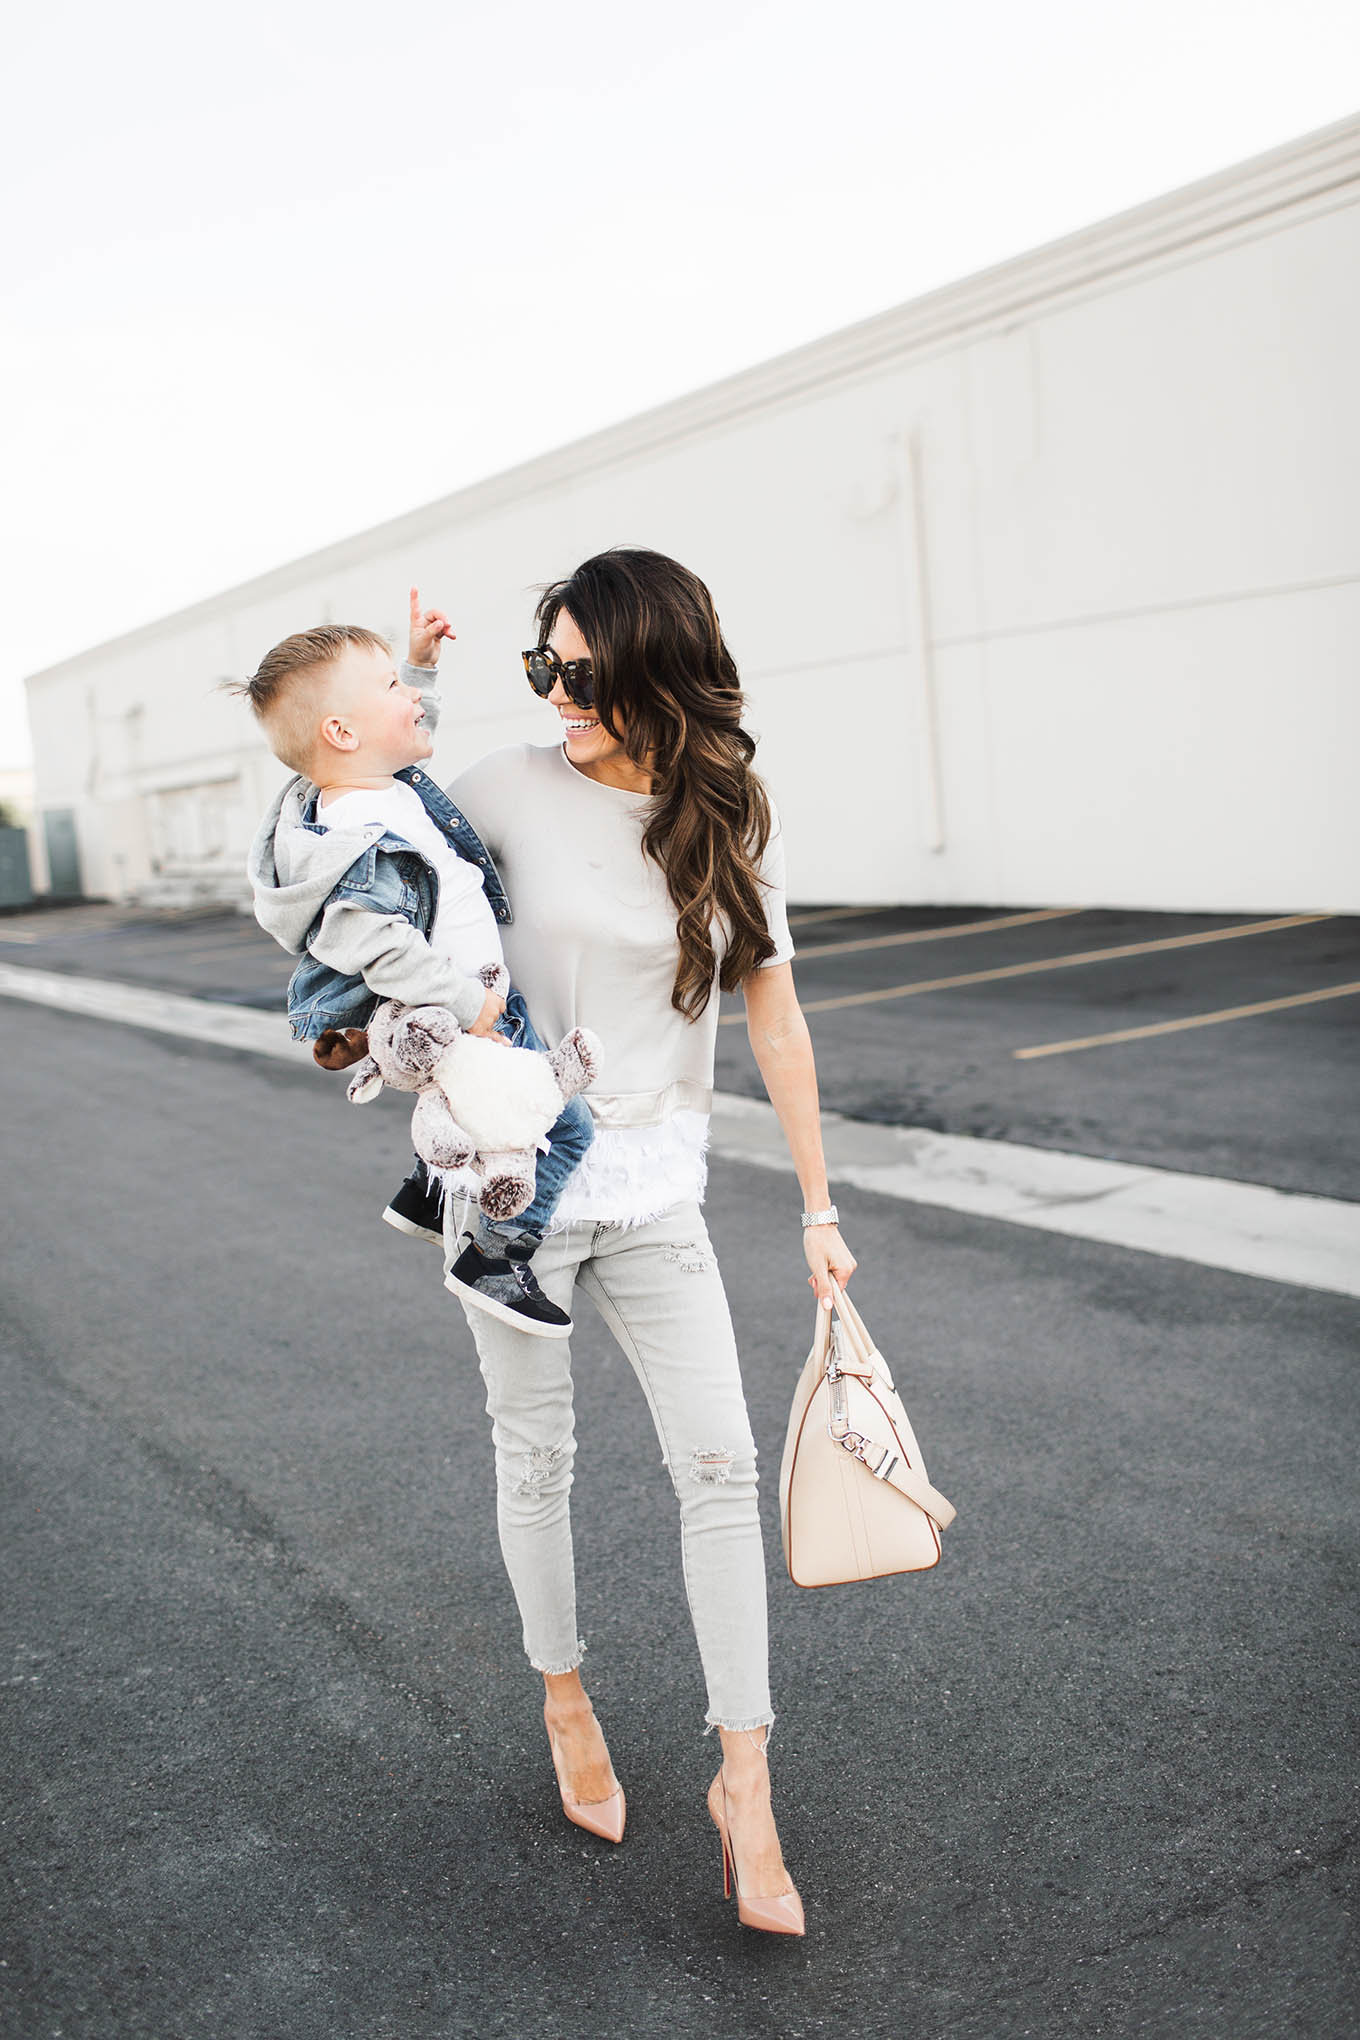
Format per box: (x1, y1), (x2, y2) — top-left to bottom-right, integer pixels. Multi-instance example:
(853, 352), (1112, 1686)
(228, 624), (390, 774)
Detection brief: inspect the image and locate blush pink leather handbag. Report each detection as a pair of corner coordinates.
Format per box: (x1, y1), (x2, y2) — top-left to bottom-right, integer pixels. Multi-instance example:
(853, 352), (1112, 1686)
(779, 1281), (956, 1588)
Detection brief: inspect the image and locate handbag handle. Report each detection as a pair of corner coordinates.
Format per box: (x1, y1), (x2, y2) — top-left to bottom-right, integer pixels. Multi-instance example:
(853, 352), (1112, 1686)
(828, 1279), (877, 1362)
(812, 1289), (874, 1381)
(826, 1280), (956, 1531)
(823, 1280), (877, 1379)
(812, 1286), (834, 1368)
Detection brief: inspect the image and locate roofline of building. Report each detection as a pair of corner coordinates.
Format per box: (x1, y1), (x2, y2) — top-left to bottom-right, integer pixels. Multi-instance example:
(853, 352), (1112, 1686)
(28, 111), (1360, 686)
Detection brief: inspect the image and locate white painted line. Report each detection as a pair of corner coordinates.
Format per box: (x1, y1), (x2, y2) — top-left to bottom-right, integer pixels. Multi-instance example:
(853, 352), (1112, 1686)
(0, 962), (307, 1064)
(3, 960), (1356, 1298)
(709, 1093), (1360, 1301)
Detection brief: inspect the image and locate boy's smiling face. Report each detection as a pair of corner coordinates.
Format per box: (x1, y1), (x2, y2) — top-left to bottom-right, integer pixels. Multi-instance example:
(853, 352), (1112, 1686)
(319, 641), (433, 776)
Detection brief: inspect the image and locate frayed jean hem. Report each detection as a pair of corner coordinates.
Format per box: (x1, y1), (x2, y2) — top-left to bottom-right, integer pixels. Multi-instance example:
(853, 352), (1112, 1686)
(529, 1638), (588, 1676)
(703, 1710), (776, 1736)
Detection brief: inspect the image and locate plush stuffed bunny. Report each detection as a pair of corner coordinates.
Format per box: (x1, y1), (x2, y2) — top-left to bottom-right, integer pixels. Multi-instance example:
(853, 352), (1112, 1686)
(340, 971), (600, 1222)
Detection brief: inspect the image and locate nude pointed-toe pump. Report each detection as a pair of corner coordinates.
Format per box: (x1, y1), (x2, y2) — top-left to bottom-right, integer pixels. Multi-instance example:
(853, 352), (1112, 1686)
(710, 1776), (805, 1936)
(546, 1729), (627, 1845)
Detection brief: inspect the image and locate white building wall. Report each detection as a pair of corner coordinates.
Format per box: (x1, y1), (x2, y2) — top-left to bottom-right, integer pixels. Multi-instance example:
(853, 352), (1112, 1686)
(25, 117), (1360, 912)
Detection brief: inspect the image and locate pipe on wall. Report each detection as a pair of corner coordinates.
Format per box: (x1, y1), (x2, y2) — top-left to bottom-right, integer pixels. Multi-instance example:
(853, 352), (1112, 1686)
(891, 428), (946, 855)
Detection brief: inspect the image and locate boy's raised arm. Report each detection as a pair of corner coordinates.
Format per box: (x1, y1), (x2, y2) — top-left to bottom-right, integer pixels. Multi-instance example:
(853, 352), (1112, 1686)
(403, 584), (453, 733)
(408, 585), (454, 669)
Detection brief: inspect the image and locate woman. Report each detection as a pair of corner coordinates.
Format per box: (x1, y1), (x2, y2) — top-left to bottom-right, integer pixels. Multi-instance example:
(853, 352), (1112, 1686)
(447, 549), (856, 1934)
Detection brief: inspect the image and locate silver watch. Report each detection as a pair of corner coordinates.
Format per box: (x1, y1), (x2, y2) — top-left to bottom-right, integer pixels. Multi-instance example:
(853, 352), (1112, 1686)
(801, 1206), (839, 1229)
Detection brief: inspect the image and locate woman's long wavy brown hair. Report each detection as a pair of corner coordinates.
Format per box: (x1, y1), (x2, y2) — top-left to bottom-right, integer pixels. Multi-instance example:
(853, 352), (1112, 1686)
(535, 549), (776, 1020)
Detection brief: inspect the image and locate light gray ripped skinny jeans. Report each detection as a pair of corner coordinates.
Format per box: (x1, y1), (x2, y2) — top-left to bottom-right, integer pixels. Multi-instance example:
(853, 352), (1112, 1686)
(452, 1202), (774, 1733)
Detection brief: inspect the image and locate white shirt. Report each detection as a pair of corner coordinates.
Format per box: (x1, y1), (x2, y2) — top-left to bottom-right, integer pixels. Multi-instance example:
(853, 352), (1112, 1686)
(317, 781), (503, 981)
(450, 743), (795, 1227)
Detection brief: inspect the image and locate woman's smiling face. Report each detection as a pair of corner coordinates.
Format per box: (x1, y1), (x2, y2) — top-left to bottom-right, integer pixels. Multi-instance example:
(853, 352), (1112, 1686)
(546, 609), (632, 778)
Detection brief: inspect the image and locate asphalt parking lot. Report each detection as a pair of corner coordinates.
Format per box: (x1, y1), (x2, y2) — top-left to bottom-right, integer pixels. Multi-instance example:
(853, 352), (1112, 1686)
(719, 903), (1360, 1201)
(2, 998), (1356, 2040)
(0, 903), (297, 1011)
(4, 896), (1357, 1198)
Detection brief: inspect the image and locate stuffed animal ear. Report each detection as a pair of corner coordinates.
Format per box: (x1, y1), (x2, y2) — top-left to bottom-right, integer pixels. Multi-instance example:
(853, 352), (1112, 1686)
(347, 1058), (384, 1104)
(398, 1005), (461, 1058)
(313, 1028), (370, 1071)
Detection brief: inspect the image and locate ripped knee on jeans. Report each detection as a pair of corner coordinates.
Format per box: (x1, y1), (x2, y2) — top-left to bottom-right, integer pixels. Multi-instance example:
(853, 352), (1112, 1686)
(661, 1238), (716, 1274)
(512, 1438), (570, 1498)
(688, 1446), (734, 1486)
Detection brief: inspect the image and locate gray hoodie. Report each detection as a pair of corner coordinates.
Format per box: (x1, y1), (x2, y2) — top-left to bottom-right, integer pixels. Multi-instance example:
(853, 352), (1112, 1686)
(246, 771), (490, 1032)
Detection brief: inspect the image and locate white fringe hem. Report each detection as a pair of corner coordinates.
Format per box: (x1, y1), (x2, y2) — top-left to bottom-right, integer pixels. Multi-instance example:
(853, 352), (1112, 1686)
(423, 1112), (713, 1237)
(547, 1112), (711, 1233)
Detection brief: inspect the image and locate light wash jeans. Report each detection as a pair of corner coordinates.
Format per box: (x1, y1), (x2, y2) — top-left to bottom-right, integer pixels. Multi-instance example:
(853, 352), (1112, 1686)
(483, 988), (594, 1243)
(452, 1201), (774, 1732)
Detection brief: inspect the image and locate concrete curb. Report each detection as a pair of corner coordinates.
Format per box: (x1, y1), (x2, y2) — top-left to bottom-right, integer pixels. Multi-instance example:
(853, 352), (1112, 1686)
(711, 1091), (1360, 1299)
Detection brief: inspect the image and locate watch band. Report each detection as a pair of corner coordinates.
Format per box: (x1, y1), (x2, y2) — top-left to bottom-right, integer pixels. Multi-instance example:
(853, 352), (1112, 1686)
(801, 1206), (839, 1229)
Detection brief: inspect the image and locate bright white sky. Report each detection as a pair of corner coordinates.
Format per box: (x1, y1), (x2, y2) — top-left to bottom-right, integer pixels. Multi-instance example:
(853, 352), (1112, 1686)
(2, 0), (1356, 770)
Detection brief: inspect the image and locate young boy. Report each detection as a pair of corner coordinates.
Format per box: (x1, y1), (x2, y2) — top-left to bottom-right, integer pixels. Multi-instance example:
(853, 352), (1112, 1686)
(237, 601), (596, 1338)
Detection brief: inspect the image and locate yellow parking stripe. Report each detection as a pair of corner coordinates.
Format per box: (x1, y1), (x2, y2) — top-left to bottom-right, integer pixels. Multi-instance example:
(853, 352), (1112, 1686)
(796, 906), (1082, 960)
(786, 904), (895, 931)
(1014, 979), (1360, 1059)
(719, 911), (1330, 1024)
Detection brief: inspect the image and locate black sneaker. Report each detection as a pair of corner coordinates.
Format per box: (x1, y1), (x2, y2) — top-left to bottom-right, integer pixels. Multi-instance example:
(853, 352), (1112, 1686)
(382, 1162), (444, 1246)
(444, 1234), (572, 1339)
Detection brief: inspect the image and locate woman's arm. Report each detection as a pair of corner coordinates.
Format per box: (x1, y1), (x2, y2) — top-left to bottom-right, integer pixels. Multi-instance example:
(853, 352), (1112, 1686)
(742, 961), (857, 1308)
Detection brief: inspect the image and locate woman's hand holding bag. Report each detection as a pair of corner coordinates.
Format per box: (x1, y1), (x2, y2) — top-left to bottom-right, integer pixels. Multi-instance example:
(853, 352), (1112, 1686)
(802, 1215), (857, 1309)
(779, 1279), (956, 1589)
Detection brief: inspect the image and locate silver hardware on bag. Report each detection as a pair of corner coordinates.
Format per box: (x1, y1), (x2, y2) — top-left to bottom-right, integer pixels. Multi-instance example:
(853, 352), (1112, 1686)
(862, 1440), (900, 1482)
(825, 1337), (880, 1468)
(822, 1299), (941, 1491)
(827, 1402), (900, 1482)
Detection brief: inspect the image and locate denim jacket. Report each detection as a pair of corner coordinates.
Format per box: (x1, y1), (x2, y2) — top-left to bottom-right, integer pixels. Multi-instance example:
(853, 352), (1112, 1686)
(247, 760), (512, 1042)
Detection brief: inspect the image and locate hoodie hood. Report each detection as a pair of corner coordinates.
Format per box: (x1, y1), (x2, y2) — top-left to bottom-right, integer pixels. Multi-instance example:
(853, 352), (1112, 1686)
(247, 775), (391, 953)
